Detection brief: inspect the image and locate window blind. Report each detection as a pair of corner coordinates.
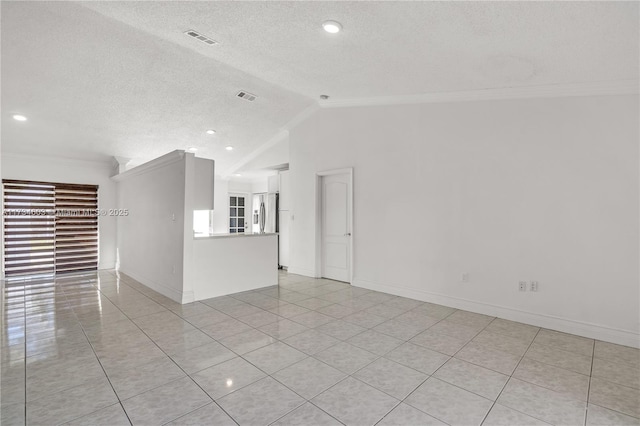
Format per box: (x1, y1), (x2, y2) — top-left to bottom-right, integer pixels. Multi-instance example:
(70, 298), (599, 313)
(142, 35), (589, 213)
(3, 180), (56, 276)
(54, 183), (99, 274)
(3, 179), (99, 276)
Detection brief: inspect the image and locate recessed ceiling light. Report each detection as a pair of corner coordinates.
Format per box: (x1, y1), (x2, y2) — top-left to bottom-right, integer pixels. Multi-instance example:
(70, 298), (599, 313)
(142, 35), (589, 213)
(225, 146), (234, 151)
(187, 147), (198, 152)
(233, 173), (242, 177)
(12, 114), (27, 121)
(206, 129), (216, 135)
(322, 20), (342, 34)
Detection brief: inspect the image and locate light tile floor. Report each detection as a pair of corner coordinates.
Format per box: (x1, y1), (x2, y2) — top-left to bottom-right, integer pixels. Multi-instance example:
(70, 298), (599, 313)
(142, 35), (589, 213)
(1, 270), (639, 426)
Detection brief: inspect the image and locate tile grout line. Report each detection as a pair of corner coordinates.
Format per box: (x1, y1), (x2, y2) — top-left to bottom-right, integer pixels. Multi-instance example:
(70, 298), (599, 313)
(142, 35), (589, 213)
(200, 283), (403, 425)
(65, 272), (183, 423)
(397, 314), (494, 425)
(457, 338), (592, 381)
(12, 271), (639, 426)
(158, 399), (240, 426)
(479, 327), (551, 426)
(109, 281), (249, 423)
(220, 283), (345, 424)
(22, 279), (27, 426)
(189, 308), (341, 424)
(404, 315), (532, 424)
(91, 276), (225, 425)
(398, 375), (450, 425)
(104, 277), (337, 425)
(62, 274), (134, 426)
(453, 321), (598, 415)
(200, 284), (437, 424)
(2, 278), (26, 425)
(5, 277), (29, 426)
(340, 309), (460, 425)
(584, 337), (596, 426)
(223, 275), (631, 425)
(499, 352), (594, 408)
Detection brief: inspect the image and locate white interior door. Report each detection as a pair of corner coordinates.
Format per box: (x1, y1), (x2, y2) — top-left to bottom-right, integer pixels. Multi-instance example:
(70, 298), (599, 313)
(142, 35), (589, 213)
(321, 173), (351, 282)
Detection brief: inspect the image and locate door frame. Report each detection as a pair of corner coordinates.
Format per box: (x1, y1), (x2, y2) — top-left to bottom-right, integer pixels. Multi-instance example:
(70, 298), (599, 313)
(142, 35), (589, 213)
(315, 168), (353, 284)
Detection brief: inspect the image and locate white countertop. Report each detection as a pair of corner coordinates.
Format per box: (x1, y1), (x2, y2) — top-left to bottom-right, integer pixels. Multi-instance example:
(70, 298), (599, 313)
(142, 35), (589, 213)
(194, 232), (278, 240)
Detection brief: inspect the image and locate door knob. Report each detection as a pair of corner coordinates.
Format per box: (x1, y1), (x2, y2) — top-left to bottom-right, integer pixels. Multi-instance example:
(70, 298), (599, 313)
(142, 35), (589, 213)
(344, 233), (351, 236)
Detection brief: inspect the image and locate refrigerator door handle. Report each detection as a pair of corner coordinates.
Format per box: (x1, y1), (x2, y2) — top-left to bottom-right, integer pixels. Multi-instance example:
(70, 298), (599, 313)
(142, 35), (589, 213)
(259, 201), (266, 233)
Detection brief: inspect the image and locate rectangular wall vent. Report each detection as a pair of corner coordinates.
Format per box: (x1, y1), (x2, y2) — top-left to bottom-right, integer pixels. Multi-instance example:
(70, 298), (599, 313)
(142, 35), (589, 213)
(236, 91), (257, 102)
(184, 29), (218, 46)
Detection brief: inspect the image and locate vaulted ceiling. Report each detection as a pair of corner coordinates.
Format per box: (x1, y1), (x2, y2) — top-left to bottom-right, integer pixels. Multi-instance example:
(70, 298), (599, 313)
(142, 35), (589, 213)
(2, 1), (638, 175)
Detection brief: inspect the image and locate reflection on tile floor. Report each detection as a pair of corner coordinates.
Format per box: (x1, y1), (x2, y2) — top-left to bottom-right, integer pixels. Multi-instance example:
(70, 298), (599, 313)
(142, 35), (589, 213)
(1, 270), (639, 426)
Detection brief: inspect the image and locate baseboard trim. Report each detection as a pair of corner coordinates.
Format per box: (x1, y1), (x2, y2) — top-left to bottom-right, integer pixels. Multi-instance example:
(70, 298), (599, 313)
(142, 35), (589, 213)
(287, 266), (317, 278)
(98, 263), (117, 270)
(118, 268), (185, 304)
(353, 278), (640, 348)
(181, 290), (195, 304)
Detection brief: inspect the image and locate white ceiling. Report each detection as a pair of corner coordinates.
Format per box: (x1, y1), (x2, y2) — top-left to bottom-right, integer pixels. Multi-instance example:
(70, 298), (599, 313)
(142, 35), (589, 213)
(2, 1), (638, 175)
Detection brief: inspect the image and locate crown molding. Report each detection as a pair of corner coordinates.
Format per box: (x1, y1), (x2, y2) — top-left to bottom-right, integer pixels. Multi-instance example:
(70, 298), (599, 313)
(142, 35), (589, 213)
(111, 150), (186, 182)
(319, 79), (640, 109)
(217, 79), (638, 178)
(1, 151), (113, 167)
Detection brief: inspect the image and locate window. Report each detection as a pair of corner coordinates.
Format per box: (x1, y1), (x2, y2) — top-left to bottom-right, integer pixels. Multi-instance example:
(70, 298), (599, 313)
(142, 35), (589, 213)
(3, 179), (99, 276)
(229, 195), (246, 233)
(193, 210), (212, 236)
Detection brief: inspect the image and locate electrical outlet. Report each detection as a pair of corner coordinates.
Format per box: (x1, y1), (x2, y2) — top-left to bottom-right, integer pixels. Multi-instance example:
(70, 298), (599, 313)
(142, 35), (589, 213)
(530, 281), (539, 292)
(461, 273), (469, 283)
(519, 281), (527, 291)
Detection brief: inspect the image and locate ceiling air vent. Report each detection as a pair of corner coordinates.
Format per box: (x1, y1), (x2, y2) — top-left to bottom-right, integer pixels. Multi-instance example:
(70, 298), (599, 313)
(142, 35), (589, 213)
(236, 91), (257, 102)
(184, 29), (218, 46)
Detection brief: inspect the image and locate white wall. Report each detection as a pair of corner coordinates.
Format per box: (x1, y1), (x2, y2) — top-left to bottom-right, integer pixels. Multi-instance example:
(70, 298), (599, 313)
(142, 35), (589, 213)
(279, 170), (291, 267)
(229, 180), (252, 195)
(252, 179), (269, 194)
(1, 153), (117, 270)
(193, 157), (214, 210)
(289, 94), (639, 347)
(279, 170), (290, 211)
(211, 175), (230, 234)
(237, 132), (289, 173)
(192, 234), (278, 300)
(115, 151), (216, 303)
(0, 150), (2, 278)
(115, 151), (186, 301)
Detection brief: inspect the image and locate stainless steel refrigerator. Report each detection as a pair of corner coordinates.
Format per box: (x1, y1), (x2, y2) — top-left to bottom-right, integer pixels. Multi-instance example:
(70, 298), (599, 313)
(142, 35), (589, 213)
(253, 193), (278, 234)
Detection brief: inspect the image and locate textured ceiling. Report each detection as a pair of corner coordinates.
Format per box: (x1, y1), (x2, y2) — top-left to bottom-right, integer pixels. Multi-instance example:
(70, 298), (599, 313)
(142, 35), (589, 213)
(1, 1), (313, 173)
(81, 1), (640, 97)
(2, 1), (638, 174)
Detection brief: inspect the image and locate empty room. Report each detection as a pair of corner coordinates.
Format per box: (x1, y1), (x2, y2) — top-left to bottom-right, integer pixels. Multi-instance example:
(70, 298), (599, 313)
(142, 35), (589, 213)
(1, 1), (638, 426)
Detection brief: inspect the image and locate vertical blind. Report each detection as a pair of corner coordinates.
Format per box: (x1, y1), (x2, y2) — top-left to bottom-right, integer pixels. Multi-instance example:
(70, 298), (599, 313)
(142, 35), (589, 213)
(3, 179), (99, 276)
